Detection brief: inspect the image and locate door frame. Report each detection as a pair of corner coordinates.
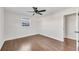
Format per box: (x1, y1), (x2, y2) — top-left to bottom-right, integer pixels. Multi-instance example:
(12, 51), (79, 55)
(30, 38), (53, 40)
(75, 9), (79, 51)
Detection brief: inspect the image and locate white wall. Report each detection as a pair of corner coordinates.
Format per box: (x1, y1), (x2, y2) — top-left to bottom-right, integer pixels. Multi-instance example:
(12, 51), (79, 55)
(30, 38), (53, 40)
(39, 15), (63, 41)
(39, 15), (64, 41)
(39, 8), (78, 42)
(65, 14), (76, 40)
(0, 8), (4, 48)
(5, 11), (41, 40)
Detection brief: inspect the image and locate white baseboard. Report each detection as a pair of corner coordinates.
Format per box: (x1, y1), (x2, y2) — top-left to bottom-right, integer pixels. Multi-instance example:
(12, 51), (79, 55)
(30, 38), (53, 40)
(5, 34), (64, 42)
(65, 36), (76, 40)
(5, 34), (37, 41)
(39, 34), (64, 42)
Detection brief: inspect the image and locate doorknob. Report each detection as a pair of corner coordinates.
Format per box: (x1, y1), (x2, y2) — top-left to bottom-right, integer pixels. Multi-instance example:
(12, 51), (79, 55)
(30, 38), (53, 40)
(75, 31), (79, 33)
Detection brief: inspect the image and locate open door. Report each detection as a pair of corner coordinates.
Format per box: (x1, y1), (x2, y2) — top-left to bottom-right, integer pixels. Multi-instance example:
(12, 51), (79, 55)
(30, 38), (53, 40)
(64, 13), (76, 51)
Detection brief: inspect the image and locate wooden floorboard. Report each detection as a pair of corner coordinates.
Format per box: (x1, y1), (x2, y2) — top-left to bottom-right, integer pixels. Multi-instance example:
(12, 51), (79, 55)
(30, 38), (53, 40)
(1, 34), (76, 51)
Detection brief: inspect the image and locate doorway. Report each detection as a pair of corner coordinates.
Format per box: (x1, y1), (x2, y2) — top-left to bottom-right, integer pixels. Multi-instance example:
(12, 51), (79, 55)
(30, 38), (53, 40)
(64, 13), (76, 51)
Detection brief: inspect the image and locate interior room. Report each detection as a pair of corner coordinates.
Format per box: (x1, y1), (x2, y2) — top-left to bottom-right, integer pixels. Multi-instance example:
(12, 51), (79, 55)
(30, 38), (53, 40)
(0, 7), (78, 51)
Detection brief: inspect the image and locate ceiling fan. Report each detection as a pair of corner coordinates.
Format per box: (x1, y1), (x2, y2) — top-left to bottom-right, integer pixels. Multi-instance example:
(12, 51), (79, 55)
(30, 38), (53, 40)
(27, 7), (46, 15)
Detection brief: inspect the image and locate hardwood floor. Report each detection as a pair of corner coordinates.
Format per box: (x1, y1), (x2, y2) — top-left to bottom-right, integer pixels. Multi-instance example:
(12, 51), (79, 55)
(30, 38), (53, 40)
(64, 38), (76, 51)
(1, 34), (76, 51)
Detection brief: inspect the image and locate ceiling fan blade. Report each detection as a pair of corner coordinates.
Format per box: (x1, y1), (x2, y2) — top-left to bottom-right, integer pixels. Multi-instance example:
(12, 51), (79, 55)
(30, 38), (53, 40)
(37, 12), (42, 15)
(38, 10), (46, 12)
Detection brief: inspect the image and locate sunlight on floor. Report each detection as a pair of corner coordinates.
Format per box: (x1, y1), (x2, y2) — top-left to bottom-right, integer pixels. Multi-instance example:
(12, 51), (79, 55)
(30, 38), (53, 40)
(18, 42), (32, 51)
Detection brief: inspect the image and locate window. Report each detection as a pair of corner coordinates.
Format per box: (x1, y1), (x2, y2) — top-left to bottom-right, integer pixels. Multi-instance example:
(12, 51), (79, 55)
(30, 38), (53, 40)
(21, 18), (30, 26)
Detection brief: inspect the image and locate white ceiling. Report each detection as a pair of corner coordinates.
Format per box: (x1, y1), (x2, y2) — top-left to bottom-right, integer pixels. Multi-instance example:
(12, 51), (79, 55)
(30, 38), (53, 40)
(5, 7), (70, 17)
